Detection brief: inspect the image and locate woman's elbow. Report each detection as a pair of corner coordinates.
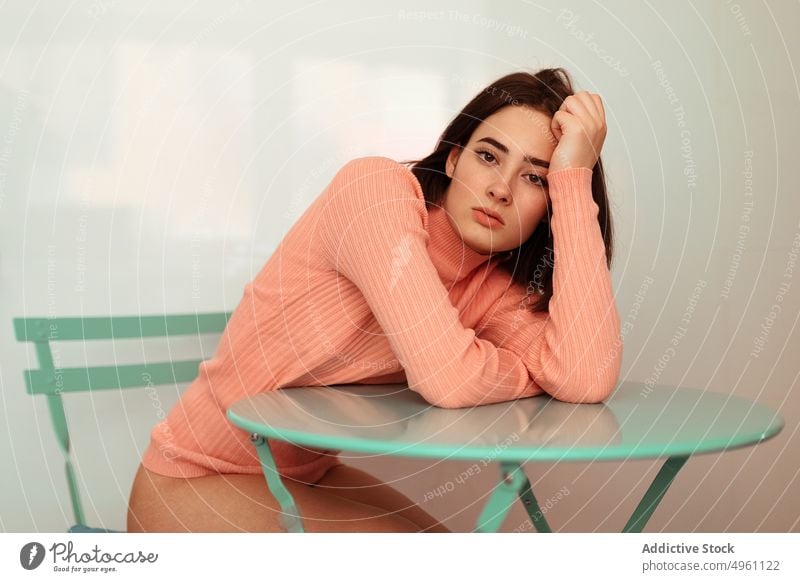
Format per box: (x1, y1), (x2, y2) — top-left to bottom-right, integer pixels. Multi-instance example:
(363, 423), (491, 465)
(409, 380), (480, 409)
(576, 379), (618, 403)
(539, 369), (619, 404)
(575, 343), (623, 403)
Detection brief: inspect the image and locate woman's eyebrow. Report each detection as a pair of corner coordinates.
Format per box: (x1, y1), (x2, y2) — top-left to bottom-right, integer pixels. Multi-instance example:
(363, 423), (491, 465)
(476, 136), (550, 169)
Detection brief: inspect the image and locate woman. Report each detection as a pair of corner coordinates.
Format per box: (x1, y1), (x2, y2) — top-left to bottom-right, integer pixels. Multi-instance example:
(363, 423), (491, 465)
(126, 67), (621, 533)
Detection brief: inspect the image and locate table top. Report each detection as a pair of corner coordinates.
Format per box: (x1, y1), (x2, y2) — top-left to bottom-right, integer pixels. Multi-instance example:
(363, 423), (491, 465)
(227, 382), (784, 462)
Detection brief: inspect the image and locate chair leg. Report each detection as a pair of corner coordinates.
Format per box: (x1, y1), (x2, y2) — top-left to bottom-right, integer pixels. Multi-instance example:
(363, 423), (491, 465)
(249, 434), (305, 532)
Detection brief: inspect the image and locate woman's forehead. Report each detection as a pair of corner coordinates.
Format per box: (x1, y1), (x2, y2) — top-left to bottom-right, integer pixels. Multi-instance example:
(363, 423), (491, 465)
(472, 107), (556, 158)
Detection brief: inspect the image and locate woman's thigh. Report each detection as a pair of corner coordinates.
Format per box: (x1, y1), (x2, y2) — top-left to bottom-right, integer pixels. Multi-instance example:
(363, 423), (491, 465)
(314, 464), (451, 533)
(126, 463), (421, 533)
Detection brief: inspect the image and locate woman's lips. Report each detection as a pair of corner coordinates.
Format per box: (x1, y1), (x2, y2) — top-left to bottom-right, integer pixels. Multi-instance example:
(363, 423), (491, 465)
(472, 208), (503, 228)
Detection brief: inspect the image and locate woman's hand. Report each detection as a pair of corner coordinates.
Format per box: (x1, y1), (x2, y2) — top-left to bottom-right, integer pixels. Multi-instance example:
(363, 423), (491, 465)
(549, 91), (607, 174)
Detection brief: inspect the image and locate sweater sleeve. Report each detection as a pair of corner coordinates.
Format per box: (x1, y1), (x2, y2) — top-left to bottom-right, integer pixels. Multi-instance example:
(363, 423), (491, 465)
(317, 156), (542, 409)
(475, 167), (623, 403)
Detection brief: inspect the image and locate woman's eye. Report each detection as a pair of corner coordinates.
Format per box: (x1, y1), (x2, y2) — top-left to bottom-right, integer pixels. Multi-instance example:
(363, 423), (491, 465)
(478, 150), (548, 188)
(527, 174), (548, 187)
(477, 150), (496, 163)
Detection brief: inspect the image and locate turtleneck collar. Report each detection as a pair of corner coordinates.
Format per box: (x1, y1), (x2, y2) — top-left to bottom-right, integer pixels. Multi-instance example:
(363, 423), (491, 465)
(426, 205), (493, 283)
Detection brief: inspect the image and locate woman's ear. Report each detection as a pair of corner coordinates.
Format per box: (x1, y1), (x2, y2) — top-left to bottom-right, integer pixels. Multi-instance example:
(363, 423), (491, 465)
(445, 146), (462, 179)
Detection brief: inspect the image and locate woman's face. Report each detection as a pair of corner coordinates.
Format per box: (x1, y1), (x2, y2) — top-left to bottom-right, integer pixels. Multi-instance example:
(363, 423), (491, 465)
(443, 105), (556, 255)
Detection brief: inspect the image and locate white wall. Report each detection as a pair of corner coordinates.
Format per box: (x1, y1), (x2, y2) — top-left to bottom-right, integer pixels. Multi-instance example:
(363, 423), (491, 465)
(1, 0), (798, 532)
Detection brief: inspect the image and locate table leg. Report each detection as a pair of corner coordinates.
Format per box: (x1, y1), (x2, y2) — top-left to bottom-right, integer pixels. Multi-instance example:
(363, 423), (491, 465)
(622, 455), (690, 533)
(474, 462), (551, 532)
(518, 470), (553, 533)
(250, 434), (305, 533)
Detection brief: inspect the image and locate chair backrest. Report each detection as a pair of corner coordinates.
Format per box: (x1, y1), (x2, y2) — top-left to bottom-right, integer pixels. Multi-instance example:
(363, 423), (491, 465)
(13, 312), (232, 531)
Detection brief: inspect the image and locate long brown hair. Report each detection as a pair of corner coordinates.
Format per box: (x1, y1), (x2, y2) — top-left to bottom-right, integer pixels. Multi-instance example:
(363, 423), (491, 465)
(401, 68), (614, 313)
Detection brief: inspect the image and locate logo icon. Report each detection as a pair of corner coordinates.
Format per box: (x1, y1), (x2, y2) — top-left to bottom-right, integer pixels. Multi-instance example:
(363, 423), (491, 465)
(20, 542), (46, 570)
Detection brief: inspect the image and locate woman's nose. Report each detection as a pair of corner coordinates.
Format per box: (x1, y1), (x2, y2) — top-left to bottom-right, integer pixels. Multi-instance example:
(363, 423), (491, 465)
(489, 186), (511, 204)
(489, 170), (514, 203)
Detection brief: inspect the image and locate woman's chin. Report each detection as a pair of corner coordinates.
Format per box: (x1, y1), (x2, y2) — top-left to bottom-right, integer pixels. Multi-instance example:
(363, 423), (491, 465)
(468, 242), (504, 256)
(460, 228), (510, 255)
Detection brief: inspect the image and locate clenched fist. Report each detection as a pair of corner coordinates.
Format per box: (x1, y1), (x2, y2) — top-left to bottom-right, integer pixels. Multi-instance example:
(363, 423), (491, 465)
(549, 91), (607, 174)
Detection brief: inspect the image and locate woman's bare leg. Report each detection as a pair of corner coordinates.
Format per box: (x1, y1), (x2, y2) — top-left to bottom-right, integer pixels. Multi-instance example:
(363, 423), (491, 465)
(126, 463), (421, 533)
(313, 464), (451, 533)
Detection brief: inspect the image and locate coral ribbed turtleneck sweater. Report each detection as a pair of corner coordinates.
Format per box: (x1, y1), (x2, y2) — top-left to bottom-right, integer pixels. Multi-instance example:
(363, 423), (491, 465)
(141, 156), (622, 483)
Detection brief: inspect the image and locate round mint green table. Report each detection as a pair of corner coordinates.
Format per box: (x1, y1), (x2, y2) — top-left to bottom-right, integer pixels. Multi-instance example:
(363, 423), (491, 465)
(226, 381), (783, 533)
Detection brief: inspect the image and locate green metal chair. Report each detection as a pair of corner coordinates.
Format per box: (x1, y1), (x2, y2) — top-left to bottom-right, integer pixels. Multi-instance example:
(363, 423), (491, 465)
(13, 312), (232, 533)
